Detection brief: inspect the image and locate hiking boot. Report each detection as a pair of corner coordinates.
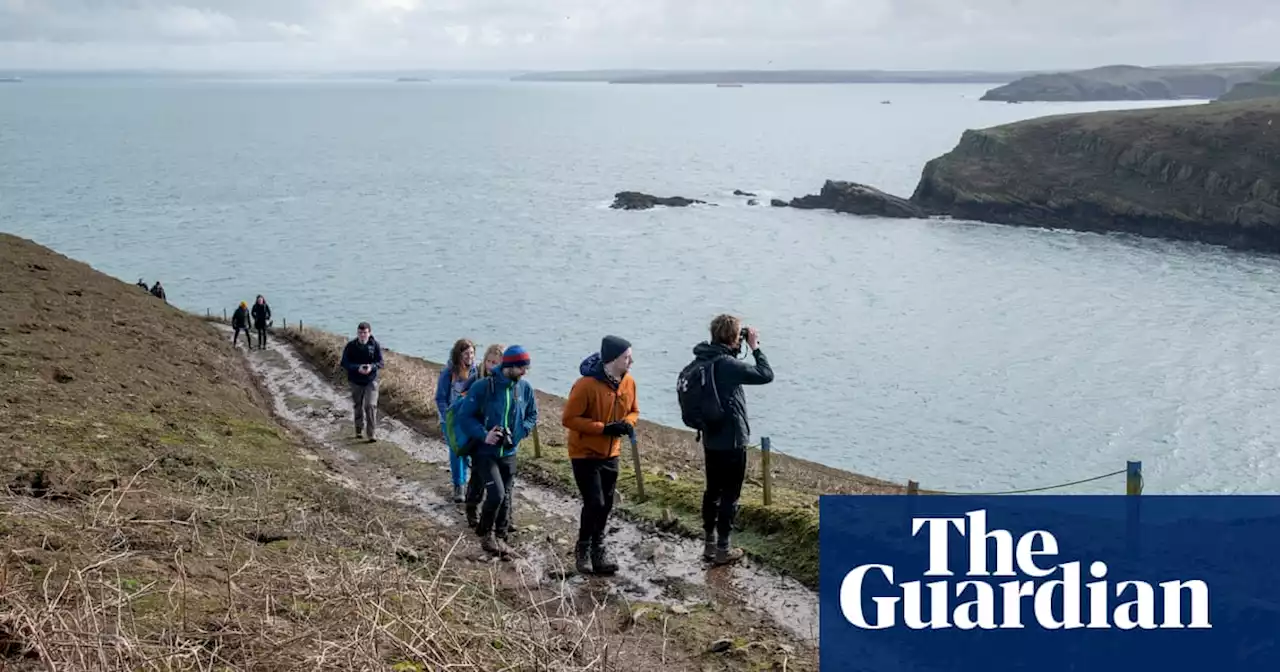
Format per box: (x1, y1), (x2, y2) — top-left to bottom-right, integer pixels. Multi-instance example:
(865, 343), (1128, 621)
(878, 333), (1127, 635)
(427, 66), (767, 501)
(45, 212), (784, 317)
(713, 546), (745, 566)
(574, 541), (593, 576)
(590, 544), (618, 576)
(452, 485), (465, 503)
(465, 505), (479, 528)
(480, 533), (510, 558)
(355, 430), (363, 439)
(703, 533), (716, 562)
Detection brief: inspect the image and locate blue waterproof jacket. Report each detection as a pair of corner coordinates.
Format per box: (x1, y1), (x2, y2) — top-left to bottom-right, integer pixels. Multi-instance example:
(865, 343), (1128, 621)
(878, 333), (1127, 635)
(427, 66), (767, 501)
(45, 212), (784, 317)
(455, 371), (538, 458)
(434, 364), (478, 419)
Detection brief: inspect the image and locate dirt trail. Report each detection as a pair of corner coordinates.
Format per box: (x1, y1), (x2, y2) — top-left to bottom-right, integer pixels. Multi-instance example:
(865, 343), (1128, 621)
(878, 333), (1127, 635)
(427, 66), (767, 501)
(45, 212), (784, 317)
(222, 325), (820, 646)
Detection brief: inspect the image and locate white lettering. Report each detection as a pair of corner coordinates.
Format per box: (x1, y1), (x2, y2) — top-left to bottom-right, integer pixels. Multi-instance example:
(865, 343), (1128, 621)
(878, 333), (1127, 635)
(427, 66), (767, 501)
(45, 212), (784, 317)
(954, 581), (997, 629)
(839, 564), (897, 629)
(1015, 529), (1059, 578)
(966, 510), (1016, 577)
(1159, 580), (1211, 629)
(912, 517), (966, 576)
(1087, 561), (1110, 628)
(1033, 560), (1083, 629)
(902, 580), (952, 629)
(1114, 581), (1157, 629)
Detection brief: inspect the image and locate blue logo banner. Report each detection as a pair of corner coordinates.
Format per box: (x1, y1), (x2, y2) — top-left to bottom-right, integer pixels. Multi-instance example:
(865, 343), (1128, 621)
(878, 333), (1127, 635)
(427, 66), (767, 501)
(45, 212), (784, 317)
(818, 495), (1280, 671)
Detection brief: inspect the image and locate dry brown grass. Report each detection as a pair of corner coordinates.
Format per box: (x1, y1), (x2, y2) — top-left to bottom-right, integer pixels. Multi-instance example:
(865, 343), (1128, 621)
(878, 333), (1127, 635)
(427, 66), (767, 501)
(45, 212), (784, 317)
(0, 233), (681, 671)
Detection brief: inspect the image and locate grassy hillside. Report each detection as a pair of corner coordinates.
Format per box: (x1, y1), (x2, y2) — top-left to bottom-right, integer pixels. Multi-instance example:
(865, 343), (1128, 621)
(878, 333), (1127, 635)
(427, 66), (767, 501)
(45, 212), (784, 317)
(1218, 67), (1280, 101)
(981, 64), (1275, 101)
(0, 233), (678, 670)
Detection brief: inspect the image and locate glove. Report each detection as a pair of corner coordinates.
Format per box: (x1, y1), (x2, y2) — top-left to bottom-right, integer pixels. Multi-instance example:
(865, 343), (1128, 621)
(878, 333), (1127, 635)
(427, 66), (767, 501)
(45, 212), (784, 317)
(602, 421), (632, 437)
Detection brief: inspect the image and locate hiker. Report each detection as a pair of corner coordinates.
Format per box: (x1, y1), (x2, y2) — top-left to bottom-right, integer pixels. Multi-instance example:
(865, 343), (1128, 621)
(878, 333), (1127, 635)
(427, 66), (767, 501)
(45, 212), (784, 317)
(435, 338), (478, 502)
(341, 321), (384, 442)
(462, 343), (504, 528)
(136, 279), (148, 290)
(455, 345), (538, 557)
(681, 314), (773, 565)
(251, 295), (272, 350)
(231, 301), (252, 347)
(562, 335), (638, 576)
(150, 281), (166, 303)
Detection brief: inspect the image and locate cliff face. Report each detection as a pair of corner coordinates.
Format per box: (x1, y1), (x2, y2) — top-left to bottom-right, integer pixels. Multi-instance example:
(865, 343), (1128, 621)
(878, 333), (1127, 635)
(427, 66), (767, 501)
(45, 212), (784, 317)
(910, 100), (1280, 251)
(981, 64), (1274, 102)
(1218, 67), (1280, 102)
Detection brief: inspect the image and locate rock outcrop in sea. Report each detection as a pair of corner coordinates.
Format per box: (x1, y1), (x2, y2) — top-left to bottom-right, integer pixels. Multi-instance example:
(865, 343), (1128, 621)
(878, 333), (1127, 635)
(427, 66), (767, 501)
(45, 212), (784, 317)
(610, 192), (708, 210)
(779, 99), (1280, 253)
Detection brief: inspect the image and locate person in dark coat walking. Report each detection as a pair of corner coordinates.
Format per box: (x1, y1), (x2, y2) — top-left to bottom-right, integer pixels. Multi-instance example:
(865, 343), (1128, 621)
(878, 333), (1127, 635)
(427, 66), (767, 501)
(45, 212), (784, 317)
(149, 281), (166, 303)
(250, 295), (272, 350)
(341, 322), (385, 441)
(231, 301), (252, 347)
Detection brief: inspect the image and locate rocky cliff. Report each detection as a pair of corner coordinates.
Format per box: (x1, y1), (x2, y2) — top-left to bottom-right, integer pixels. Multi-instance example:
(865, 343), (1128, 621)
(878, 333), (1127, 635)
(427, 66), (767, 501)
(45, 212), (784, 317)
(910, 100), (1280, 251)
(981, 64), (1275, 102)
(1217, 67), (1280, 102)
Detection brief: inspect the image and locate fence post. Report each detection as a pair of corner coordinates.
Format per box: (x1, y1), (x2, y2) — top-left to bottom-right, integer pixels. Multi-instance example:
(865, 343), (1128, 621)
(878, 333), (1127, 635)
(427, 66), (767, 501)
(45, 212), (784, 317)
(1126, 461), (1143, 495)
(223, 308), (227, 321)
(761, 436), (773, 506)
(532, 424), (543, 458)
(300, 320), (304, 333)
(206, 308), (210, 318)
(628, 433), (646, 502)
(906, 480), (919, 495)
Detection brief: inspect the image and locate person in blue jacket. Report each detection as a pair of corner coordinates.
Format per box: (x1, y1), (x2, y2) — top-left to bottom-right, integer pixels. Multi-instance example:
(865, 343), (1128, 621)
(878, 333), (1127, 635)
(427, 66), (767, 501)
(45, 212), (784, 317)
(455, 344), (538, 557)
(435, 338), (478, 502)
(340, 321), (384, 442)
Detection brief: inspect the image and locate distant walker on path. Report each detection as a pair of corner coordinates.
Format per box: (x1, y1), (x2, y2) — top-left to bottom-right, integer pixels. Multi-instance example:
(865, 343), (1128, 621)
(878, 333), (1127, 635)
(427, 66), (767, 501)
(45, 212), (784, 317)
(251, 295), (272, 350)
(231, 301), (251, 348)
(341, 321), (384, 442)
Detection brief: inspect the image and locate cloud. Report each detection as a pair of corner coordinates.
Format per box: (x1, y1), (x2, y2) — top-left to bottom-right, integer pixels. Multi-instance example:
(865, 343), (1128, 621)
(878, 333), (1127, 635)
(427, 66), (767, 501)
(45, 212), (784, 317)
(0, 0), (1276, 70)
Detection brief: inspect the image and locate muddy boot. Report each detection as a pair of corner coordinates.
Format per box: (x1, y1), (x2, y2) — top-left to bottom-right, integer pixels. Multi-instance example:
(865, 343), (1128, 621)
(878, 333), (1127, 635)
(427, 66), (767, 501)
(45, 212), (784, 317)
(574, 541), (593, 576)
(481, 533), (509, 558)
(713, 546), (745, 566)
(465, 504), (479, 528)
(590, 543), (618, 576)
(702, 532), (716, 562)
(452, 485), (464, 503)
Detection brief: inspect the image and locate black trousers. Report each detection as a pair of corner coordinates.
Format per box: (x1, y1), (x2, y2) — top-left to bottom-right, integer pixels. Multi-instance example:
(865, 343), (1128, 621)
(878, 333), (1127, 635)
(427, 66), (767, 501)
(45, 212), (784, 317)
(572, 456), (619, 546)
(233, 326), (251, 346)
(474, 452), (516, 537)
(254, 324), (267, 349)
(702, 448), (747, 546)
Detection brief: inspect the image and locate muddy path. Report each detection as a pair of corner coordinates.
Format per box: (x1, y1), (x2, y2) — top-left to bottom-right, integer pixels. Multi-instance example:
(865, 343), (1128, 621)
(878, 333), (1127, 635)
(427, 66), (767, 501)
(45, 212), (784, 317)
(217, 325), (820, 648)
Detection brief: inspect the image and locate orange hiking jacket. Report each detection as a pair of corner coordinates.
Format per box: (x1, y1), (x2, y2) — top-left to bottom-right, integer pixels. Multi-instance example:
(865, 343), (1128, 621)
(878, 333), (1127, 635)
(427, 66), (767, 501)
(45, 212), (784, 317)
(562, 364), (640, 460)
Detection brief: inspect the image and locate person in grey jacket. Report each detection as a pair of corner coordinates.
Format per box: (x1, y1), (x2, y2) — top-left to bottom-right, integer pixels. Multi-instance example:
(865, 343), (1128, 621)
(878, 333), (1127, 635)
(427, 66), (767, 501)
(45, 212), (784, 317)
(688, 314), (773, 565)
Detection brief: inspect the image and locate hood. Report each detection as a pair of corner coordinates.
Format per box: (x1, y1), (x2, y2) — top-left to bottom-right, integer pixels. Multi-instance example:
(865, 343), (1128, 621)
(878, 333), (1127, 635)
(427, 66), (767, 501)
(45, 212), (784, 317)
(693, 341), (737, 360)
(580, 352), (623, 388)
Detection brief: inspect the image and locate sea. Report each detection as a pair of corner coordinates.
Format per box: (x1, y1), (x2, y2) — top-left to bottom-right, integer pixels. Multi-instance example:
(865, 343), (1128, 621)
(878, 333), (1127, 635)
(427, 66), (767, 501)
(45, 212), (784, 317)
(3, 75), (1277, 495)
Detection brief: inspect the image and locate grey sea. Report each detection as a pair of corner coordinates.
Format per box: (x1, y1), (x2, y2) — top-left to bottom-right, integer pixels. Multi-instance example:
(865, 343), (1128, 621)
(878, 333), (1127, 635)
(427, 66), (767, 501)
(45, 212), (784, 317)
(3, 76), (1275, 495)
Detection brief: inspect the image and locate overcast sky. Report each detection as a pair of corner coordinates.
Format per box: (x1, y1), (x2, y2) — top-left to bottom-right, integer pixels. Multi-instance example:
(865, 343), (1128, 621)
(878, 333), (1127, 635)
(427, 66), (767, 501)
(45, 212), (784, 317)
(1, 0), (1277, 71)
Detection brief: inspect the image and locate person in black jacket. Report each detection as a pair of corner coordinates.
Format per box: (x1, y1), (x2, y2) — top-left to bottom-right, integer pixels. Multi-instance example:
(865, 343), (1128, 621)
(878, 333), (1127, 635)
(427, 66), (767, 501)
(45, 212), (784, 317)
(341, 321), (384, 442)
(231, 301), (252, 348)
(689, 314), (773, 566)
(149, 281), (166, 303)
(250, 295), (272, 350)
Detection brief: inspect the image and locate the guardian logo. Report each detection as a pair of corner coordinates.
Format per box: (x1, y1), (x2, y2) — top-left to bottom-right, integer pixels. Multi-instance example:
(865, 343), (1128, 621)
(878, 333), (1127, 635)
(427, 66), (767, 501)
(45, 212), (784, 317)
(840, 509), (1212, 631)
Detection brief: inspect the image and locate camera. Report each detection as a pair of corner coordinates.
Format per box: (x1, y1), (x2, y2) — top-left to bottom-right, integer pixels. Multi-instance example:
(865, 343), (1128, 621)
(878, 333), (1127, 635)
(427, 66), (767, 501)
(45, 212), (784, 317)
(498, 427), (515, 451)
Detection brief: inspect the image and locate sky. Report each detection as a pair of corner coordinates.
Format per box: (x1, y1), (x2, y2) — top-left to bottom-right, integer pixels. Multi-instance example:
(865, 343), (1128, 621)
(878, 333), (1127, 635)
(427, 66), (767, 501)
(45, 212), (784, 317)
(1, 0), (1277, 72)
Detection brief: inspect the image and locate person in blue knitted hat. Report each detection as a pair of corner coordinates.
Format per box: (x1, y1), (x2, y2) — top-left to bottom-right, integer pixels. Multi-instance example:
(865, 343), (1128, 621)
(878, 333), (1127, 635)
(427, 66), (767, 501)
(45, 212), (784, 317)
(455, 344), (539, 557)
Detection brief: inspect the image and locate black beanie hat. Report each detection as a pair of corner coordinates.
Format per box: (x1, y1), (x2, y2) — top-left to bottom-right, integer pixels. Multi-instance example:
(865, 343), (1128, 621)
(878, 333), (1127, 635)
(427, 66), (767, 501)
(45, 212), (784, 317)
(601, 335), (631, 364)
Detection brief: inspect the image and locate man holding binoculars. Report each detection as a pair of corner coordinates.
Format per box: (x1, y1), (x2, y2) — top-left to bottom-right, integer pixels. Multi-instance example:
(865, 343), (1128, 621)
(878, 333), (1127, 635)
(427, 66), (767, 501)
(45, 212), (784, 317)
(683, 314), (774, 565)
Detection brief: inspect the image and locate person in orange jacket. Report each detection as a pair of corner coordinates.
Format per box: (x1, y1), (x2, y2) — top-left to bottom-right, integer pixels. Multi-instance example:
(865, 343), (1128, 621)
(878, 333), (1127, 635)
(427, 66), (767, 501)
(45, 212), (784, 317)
(561, 335), (638, 576)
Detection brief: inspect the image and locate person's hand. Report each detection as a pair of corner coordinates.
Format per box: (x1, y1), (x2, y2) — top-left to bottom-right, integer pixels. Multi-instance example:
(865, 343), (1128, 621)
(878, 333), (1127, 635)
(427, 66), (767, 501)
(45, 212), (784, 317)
(485, 427), (503, 445)
(745, 326), (760, 351)
(603, 421), (632, 437)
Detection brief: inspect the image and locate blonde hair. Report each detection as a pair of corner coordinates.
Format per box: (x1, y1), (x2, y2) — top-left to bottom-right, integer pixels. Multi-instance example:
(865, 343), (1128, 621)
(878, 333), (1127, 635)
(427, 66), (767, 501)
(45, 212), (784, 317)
(479, 343), (505, 378)
(709, 314), (741, 346)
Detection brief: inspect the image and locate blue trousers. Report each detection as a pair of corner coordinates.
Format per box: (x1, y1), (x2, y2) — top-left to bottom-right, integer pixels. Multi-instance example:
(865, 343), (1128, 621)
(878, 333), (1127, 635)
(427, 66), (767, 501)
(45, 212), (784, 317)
(450, 450), (469, 488)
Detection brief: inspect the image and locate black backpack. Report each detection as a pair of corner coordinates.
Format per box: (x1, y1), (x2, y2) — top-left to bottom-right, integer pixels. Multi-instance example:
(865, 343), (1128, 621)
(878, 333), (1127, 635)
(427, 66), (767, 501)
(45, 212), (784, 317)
(677, 356), (726, 435)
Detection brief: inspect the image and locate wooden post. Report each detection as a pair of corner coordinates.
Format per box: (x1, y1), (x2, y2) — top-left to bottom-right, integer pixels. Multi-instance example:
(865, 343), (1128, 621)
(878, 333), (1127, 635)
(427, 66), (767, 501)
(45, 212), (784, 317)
(1125, 460), (1143, 558)
(223, 308), (227, 321)
(906, 480), (919, 495)
(532, 424), (543, 458)
(206, 308), (210, 318)
(629, 433), (645, 502)
(761, 436), (773, 506)
(299, 320), (303, 333)
(1126, 461), (1143, 495)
